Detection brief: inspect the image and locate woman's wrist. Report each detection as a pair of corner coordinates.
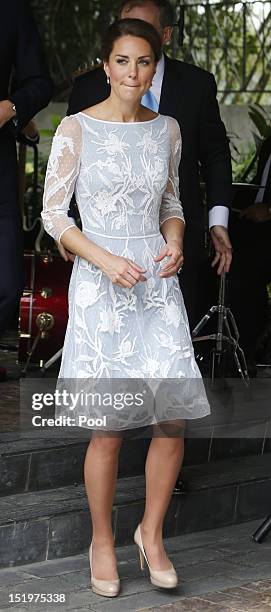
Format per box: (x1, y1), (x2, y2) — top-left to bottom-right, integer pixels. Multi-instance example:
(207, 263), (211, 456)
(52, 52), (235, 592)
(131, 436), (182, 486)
(166, 238), (183, 251)
(87, 243), (111, 272)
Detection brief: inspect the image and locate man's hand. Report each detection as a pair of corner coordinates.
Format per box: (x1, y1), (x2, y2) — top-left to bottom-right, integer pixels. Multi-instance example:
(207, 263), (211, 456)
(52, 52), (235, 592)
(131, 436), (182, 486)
(240, 202), (271, 224)
(0, 100), (16, 128)
(210, 225), (232, 275)
(22, 119), (39, 141)
(56, 241), (75, 262)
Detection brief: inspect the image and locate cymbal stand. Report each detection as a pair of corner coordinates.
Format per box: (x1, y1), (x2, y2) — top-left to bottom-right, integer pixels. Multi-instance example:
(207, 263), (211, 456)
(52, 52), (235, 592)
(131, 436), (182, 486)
(192, 273), (249, 385)
(40, 347), (63, 375)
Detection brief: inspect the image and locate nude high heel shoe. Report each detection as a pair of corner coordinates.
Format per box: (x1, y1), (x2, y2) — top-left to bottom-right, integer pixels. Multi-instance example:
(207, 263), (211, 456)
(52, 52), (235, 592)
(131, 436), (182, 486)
(134, 524), (178, 589)
(89, 542), (120, 597)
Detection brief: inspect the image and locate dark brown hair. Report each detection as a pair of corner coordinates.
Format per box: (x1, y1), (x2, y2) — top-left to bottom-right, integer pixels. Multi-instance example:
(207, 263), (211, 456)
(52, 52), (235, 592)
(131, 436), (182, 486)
(119, 0), (175, 28)
(101, 18), (162, 63)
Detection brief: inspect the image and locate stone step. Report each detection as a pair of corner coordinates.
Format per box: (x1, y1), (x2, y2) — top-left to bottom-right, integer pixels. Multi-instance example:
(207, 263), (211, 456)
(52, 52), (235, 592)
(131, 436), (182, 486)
(0, 432), (150, 496)
(1, 415), (270, 496)
(0, 453), (270, 568)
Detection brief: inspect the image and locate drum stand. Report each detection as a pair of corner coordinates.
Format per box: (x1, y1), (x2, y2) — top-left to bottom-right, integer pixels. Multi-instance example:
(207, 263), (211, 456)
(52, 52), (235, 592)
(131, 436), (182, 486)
(40, 347), (62, 375)
(192, 273), (250, 384)
(21, 312), (54, 376)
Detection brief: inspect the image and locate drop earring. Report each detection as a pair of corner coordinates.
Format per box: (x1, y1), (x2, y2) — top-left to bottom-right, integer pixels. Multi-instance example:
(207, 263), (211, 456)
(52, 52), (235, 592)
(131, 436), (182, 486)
(107, 76), (110, 85)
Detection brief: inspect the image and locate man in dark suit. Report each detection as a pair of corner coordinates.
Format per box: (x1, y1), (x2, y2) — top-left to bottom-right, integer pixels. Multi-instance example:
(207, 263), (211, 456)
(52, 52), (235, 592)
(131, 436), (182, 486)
(228, 136), (271, 373)
(0, 1), (53, 360)
(66, 0), (233, 330)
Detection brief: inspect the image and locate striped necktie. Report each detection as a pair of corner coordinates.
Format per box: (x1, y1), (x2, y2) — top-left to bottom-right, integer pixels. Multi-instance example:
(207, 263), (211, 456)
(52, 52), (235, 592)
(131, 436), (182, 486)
(141, 89), (159, 112)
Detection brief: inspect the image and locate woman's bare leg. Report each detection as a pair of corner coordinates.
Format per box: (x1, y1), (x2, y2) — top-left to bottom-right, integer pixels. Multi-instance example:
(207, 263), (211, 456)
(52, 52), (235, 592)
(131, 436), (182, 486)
(140, 421), (185, 570)
(84, 434), (123, 579)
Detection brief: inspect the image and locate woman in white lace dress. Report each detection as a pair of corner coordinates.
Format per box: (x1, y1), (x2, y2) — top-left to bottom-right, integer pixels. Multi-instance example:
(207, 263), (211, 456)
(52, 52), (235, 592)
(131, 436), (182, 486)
(42, 19), (210, 598)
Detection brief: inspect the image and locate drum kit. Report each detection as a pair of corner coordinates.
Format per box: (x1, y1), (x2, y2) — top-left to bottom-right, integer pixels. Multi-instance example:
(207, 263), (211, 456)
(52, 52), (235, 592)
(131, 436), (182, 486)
(16, 129), (73, 374)
(18, 250), (72, 374)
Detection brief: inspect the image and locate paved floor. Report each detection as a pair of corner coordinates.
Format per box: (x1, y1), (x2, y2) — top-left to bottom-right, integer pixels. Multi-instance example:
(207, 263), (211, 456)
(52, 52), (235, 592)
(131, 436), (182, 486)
(0, 519), (270, 611)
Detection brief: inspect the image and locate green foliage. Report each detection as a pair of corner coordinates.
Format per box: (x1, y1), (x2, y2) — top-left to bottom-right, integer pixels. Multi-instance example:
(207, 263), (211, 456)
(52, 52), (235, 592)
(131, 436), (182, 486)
(248, 104), (271, 143)
(39, 114), (62, 139)
(230, 103), (271, 181)
(31, 0), (271, 105)
(232, 144), (257, 182)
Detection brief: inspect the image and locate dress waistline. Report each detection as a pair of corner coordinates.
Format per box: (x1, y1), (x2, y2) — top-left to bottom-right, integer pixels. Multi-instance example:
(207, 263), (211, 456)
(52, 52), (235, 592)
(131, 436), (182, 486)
(83, 228), (161, 239)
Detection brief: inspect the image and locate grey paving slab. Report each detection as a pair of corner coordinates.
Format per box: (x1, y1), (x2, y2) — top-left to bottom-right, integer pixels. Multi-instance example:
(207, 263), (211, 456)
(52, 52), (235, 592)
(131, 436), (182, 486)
(0, 608), (29, 612)
(0, 520), (270, 611)
(177, 574), (255, 598)
(115, 548), (236, 580)
(38, 588), (98, 611)
(162, 519), (261, 552)
(226, 562), (271, 582)
(139, 600), (229, 612)
(21, 555), (87, 578)
(68, 609), (94, 612)
(165, 547), (237, 568)
(0, 573), (91, 608)
(215, 536), (271, 555)
(87, 589), (184, 612)
(0, 568), (37, 588)
(172, 559), (241, 582)
(110, 576), (153, 598)
(66, 609), (94, 612)
(224, 547), (271, 567)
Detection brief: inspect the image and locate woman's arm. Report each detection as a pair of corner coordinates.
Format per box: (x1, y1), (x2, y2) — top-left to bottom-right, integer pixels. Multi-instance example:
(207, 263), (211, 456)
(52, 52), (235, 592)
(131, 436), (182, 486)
(160, 217), (184, 250)
(42, 116), (146, 288)
(42, 115), (81, 242)
(155, 118), (185, 277)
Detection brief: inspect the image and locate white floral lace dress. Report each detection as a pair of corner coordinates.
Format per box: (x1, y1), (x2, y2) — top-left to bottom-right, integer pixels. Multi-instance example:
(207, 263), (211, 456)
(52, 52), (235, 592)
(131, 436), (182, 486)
(42, 112), (210, 429)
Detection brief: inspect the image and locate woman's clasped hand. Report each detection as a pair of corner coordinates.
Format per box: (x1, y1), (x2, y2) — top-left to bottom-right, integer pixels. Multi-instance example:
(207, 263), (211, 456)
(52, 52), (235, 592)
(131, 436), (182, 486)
(155, 239), (184, 278)
(103, 254), (147, 288)
(102, 239), (184, 288)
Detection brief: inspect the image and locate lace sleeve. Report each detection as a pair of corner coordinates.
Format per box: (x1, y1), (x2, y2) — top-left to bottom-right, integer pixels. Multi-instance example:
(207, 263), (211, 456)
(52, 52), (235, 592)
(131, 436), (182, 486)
(41, 115), (82, 242)
(159, 117), (185, 228)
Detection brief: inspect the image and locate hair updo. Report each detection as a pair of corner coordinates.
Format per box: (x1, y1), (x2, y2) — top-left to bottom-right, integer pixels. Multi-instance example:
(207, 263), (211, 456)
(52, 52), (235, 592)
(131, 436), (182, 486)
(101, 18), (162, 63)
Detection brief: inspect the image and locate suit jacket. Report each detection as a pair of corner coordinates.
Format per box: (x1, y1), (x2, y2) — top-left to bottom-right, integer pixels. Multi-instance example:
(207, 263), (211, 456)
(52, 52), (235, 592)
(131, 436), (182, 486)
(67, 55), (232, 233)
(0, 0), (53, 133)
(254, 136), (271, 201)
(0, 0), (53, 212)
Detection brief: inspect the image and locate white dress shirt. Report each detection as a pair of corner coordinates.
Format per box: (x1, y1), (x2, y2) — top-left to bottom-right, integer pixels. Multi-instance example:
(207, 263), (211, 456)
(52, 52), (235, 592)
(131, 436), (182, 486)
(150, 56), (229, 229)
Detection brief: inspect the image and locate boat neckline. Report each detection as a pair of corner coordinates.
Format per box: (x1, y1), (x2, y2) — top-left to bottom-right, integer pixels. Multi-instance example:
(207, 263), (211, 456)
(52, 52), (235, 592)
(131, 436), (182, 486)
(78, 112), (161, 125)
